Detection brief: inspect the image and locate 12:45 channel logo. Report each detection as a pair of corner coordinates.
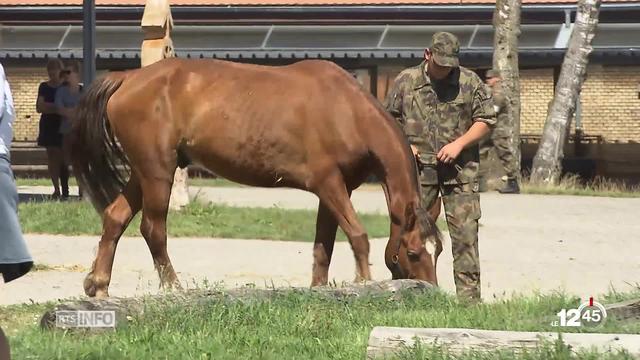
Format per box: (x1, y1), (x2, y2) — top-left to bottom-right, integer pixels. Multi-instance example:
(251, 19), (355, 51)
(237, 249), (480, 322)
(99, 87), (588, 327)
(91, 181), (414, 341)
(552, 297), (607, 328)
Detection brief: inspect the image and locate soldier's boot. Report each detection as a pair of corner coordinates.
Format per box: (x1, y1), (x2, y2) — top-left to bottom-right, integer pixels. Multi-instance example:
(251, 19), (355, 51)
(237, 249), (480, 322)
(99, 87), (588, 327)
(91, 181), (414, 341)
(498, 177), (520, 194)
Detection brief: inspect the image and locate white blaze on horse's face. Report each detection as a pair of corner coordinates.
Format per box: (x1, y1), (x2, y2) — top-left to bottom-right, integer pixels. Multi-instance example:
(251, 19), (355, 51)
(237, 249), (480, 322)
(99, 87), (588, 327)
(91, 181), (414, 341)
(424, 238), (436, 268)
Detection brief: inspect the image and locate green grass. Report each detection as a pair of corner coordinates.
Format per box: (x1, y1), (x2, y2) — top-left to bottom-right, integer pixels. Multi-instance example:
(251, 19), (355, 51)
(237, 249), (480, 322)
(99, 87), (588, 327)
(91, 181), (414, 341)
(17, 173), (640, 198)
(16, 176), (383, 190)
(15, 176), (239, 188)
(521, 174), (640, 198)
(18, 200), (447, 241)
(3, 289), (639, 360)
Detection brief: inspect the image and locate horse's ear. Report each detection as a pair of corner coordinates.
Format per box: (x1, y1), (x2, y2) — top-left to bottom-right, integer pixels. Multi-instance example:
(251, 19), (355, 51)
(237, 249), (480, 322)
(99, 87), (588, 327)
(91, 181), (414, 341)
(404, 202), (417, 231)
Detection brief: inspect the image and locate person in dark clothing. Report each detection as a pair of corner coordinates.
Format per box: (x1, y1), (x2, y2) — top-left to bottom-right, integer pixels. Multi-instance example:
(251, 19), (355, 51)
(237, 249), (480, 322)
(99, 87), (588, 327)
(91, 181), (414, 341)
(55, 61), (84, 200)
(36, 59), (67, 199)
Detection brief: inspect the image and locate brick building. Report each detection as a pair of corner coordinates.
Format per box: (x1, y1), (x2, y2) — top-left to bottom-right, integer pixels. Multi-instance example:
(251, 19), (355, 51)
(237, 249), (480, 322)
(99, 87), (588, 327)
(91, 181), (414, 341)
(0, 0), (639, 180)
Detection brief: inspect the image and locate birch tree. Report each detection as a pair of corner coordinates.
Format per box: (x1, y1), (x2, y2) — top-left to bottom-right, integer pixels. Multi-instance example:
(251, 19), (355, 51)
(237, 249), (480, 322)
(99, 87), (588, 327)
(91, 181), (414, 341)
(529, 0), (602, 184)
(492, 0), (522, 177)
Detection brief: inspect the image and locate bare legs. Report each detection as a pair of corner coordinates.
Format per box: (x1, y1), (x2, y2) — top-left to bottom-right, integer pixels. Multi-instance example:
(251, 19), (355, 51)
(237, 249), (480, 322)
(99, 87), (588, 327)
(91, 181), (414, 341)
(45, 147), (63, 198)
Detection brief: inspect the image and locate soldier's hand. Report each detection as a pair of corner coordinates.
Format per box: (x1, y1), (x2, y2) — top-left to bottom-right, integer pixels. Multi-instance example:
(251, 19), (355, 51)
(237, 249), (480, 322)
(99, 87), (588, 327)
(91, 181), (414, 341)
(410, 144), (419, 157)
(437, 141), (463, 164)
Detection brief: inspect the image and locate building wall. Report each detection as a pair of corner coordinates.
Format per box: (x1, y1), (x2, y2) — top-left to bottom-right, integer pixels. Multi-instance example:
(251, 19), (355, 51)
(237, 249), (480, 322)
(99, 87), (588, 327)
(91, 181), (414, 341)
(5, 67), (48, 142)
(519, 68), (555, 135)
(4, 63), (640, 144)
(579, 65), (640, 143)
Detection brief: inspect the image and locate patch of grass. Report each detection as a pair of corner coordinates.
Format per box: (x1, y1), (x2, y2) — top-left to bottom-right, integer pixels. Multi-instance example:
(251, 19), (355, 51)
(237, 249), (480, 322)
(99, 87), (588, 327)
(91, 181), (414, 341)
(18, 200), (446, 241)
(4, 290), (640, 360)
(186, 177), (246, 188)
(601, 283), (640, 304)
(15, 176), (229, 188)
(0, 302), (51, 336)
(30, 263), (88, 273)
(16, 176), (383, 190)
(522, 174), (640, 198)
(30, 263), (53, 272)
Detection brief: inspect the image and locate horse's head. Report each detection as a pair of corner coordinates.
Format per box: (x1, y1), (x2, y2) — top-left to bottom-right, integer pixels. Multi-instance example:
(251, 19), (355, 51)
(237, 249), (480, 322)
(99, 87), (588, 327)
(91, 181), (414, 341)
(386, 201), (441, 285)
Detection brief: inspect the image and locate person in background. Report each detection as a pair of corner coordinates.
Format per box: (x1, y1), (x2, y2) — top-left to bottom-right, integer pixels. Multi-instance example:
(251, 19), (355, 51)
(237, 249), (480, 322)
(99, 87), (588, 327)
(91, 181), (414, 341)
(35, 58), (65, 199)
(54, 61), (84, 200)
(0, 61), (33, 284)
(478, 69), (520, 194)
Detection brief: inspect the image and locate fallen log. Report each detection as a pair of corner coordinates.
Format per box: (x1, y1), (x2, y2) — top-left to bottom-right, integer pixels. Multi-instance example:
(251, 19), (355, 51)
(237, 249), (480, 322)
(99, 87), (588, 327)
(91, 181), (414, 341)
(367, 327), (640, 359)
(605, 298), (640, 321)
(40, 279), (435, 331)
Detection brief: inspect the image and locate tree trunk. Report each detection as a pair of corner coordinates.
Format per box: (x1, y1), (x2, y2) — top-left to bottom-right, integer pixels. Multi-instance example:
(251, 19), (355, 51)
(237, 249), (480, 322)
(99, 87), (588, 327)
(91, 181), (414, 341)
(40, 280), (434, 331)
(366, 327), (640, 358)
(492, 0), (522, 178)
(529, 0), (602, 184)
(605, 298), (640, 321)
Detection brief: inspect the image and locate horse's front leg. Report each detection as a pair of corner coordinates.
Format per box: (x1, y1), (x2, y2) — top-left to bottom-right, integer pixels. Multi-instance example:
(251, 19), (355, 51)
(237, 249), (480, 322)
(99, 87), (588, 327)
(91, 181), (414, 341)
(311, 201), (340, 286)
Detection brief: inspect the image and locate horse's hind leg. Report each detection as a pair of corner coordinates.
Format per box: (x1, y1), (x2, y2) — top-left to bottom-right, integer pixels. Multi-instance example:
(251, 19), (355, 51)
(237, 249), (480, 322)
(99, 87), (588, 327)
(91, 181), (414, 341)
(84, 174), (142, 298)
(314, 174), (371, 284)
(139, 176), (181, 290)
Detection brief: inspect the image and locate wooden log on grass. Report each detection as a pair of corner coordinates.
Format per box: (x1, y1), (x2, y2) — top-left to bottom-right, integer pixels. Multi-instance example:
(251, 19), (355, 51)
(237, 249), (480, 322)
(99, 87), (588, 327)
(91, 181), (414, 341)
(39, 279), (435, 331)
(605, 298), (640, 321)
(366, 327), (640, 359)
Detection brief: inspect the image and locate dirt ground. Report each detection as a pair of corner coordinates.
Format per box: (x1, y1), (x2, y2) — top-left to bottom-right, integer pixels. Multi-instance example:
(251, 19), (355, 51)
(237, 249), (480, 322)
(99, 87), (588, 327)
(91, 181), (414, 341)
(2, 186), (639, 305)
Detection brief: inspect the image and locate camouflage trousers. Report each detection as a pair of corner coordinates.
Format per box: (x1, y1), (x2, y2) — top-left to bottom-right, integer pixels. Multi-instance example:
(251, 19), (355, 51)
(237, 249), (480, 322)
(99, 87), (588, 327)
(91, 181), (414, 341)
(479, 133), (518, 179)
(421, 182), (481, 301)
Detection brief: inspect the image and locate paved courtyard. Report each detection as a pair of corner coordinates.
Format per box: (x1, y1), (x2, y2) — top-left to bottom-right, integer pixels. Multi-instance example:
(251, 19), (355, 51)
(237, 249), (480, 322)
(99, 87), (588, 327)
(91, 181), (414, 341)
(2, 186), (639, 305)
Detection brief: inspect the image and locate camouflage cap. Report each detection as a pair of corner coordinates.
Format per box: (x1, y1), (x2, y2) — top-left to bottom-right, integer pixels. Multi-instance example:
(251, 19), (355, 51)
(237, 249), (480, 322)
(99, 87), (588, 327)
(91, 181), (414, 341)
(486, 69), (501, 78)
(430, 32), (460, 67)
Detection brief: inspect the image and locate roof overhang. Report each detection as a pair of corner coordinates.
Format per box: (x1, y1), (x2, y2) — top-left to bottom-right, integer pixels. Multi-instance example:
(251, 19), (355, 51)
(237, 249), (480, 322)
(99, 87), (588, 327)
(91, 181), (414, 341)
(1, 20), (639, 68)
(1, 3), (640, 25)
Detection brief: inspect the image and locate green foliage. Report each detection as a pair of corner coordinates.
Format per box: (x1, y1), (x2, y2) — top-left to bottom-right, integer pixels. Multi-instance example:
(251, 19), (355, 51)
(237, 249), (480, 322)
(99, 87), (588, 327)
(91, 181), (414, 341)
(17, 200), (400, 242)
(4, 290), (639, 360)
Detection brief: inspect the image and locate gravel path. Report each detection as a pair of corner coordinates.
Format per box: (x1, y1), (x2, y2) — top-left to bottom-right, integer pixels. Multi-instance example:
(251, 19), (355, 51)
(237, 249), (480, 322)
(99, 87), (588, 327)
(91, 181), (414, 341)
(2, 186), (639, 305)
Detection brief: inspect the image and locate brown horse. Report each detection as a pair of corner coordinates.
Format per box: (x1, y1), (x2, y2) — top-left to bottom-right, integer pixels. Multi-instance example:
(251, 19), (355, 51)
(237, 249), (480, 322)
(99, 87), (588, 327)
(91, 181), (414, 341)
(70, 57), (443, 298)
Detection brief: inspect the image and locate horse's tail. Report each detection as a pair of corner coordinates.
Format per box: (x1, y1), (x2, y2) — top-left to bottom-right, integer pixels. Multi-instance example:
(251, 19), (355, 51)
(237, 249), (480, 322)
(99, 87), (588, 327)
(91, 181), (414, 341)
(70, 72), (129, 215)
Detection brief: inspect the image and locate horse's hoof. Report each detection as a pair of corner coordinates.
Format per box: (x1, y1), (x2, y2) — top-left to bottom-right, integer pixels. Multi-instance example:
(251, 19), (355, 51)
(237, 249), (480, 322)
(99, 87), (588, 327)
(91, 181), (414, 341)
(84, 274), (97, 297)
(160, 279), (183, 292)
(84, 273), (109, 298)
(354, 275), (372, 284)
(310, 278), (328, 287)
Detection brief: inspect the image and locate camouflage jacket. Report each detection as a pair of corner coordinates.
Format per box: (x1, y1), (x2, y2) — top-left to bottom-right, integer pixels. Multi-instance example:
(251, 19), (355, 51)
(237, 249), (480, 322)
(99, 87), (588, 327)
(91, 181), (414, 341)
(384, 61), (496, 185)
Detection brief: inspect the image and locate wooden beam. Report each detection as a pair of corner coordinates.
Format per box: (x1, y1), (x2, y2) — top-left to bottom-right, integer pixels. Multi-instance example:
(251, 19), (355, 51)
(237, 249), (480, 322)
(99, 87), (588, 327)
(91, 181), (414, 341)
(141, 0), (189, 210)
(605, 298), (640, 321)
(367, 327), (640, 358)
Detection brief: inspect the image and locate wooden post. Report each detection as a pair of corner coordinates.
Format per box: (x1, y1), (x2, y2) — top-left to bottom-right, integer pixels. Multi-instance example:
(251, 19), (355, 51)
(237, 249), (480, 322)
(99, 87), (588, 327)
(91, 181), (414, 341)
(141, 0), (189, 210)
(39, 280), (435, 331)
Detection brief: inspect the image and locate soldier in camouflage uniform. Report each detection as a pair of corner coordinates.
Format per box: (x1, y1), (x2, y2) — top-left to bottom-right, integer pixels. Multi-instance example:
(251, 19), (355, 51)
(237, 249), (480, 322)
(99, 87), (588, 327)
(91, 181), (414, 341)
(478, 69), (520, 194)
(384, 32), (496, 302)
